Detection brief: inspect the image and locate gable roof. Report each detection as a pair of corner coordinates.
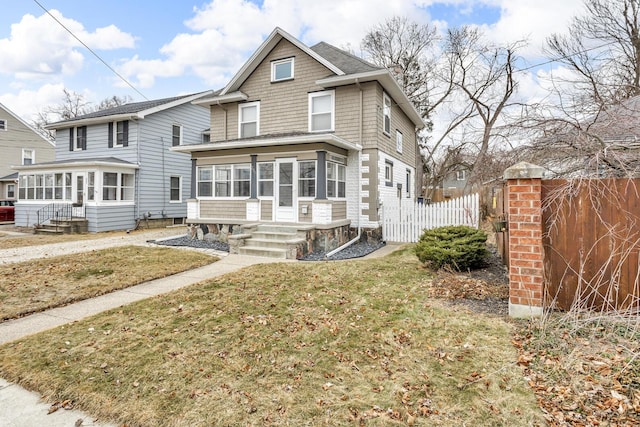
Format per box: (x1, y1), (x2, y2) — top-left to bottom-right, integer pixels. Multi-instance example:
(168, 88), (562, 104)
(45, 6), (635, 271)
(0, 102), (54, 146)
(45, 91), (213, 129)
(195, 27), (424, 128)
(309, 42), (380, 75)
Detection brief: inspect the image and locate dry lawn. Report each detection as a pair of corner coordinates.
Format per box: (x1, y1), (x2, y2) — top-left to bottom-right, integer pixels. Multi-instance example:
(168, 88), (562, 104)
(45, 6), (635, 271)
(0, 229), (126, 249)
(0, 246), (216, 320)
(0, 248), (544, 426)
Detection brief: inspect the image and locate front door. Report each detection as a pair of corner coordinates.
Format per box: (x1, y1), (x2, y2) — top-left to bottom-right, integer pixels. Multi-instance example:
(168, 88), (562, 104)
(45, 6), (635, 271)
(73, 173), (86, 205)
(275, 158), (296, 222)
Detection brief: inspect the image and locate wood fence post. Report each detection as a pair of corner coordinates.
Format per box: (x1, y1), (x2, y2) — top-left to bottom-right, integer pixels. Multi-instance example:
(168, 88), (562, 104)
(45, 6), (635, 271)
(503, 162), (545, 318)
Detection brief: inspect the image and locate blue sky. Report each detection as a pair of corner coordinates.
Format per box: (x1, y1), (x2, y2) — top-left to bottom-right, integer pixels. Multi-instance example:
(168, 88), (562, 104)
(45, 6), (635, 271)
(0, 0), (582, 123)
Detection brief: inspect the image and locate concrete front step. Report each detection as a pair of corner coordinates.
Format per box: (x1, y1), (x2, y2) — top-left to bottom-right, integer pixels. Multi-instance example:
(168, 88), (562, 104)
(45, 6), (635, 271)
(34, 227), (66, 235)
(238, 245), (288, 259)
(250, 231), (298, 241)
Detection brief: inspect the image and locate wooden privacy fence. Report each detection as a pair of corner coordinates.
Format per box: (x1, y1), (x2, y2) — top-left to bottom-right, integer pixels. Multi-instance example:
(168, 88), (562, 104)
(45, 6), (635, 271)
(542, 179), (640, 312)
(382, 194), (480, 243)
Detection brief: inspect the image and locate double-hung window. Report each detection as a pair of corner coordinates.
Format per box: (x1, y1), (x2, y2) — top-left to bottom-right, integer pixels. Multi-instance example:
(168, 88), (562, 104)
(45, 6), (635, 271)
(327, 162), (346, 198)
(170, 176), (181, 202)
(22, 149), (34, 165)
(239, 102), (259, 138)
(383, 92), (391, 135)
(197, 167), (213, 197)
(0, 119), (6, 130)
(258, 163), (274, 197)
(103, 172), (118, 201)
(103, 172), (134, 201)
(406, 169), (412, 198)
(298, 161), (316, 197)
(396, 130), (403, 153)
(385, 160), (394, 187)
(172, 125), (182, 146)
(233, 165), (250, 197)
(215, 166), (231, 197)
(108, 121), (128, 147)
(271, 57), (294, 82)
(309, 91), (334, 132)
(74, 126), (87, 151)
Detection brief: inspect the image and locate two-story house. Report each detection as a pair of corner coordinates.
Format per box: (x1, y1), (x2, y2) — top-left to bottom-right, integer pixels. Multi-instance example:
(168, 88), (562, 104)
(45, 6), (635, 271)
(173, 28), (424, 258)
(13, 92), (211, 232)
(0, 102), (55, 202)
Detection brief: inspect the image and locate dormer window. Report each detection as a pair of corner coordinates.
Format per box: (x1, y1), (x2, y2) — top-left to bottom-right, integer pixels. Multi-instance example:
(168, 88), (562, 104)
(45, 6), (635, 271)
(239, 102), (259, 138)
(271, 57), (294, 82)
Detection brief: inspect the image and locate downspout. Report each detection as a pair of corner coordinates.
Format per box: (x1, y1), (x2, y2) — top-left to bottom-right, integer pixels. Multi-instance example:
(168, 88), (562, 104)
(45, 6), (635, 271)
(326, 78), (363, 257)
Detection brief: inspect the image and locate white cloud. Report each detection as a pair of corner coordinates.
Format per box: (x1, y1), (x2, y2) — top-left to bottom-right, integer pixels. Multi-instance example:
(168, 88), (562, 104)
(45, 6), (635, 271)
(117, 0), (431, 89)
(0, 9), (135, 78)
(0, 83), (67, 123)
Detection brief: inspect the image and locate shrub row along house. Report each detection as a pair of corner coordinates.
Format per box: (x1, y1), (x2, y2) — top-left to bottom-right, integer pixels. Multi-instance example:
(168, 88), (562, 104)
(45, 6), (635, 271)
(14, 27), (424, 257)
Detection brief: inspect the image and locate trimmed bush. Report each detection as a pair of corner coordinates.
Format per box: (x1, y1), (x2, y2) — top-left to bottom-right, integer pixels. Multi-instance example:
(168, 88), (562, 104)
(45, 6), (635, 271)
(415, 225), (488, 271)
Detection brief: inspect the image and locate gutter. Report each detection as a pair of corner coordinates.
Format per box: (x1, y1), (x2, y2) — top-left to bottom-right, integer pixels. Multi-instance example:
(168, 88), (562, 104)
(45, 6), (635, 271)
(326, 78), (363, 258)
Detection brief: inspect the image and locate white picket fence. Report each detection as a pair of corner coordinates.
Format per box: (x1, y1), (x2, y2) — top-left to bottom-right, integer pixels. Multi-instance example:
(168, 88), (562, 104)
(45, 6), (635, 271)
(382, 193), (480, 243)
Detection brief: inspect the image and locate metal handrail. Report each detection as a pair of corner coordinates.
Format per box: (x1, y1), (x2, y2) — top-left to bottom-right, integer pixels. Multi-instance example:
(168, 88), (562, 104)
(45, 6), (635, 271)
(36, 203), (83, 226)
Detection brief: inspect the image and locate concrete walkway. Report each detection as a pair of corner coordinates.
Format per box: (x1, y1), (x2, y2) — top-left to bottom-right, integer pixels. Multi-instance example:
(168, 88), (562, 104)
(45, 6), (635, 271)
(0, 229), (400, 426)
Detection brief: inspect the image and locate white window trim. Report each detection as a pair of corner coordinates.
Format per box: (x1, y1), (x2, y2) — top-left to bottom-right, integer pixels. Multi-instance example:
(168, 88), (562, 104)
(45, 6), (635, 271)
(197, 164), (252, 200)
(405, 169), (412, 198)
(456, 170), (467, 181)
(172, 124), (183, 146)
(99, 171), (135, 205)
(326, 162), (346, 199)
(74, 126), (86, 151)
(385, 160), (394, 187)
(22, 148), (34, 165)
(238, 102), (260, 138)
(169, 175), (182, 203)
(257, 162), (274, 199)
(271, 57), (294, 82)
(6, 183), (15, 199)
(396, 130), (403, 154)
(383, 92), (391, 135)
(112, 121), (125, 147)
(0, 119), (7, 131)
(308, 90), (335, 132)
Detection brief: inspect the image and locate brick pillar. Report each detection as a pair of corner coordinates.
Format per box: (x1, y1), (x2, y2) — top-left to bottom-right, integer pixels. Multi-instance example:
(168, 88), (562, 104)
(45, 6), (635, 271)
(503, 162), (545, 318)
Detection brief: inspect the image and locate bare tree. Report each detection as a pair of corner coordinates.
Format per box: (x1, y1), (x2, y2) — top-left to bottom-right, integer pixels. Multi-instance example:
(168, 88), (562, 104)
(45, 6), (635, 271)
(546, 0), (640, 111)
(33, 90), (132, 137)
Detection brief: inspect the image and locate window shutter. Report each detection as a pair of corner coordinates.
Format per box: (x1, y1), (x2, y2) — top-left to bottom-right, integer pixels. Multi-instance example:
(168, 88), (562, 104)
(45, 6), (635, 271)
(123, 121), (129, 147)
(108, 122), (113, 148)
(69, 128), (74, 151)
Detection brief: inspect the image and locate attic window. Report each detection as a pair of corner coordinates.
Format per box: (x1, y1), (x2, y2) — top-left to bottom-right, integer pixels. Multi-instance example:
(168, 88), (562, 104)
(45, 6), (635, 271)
(271, 57), (294, 82)
(0, 119), (6, 130)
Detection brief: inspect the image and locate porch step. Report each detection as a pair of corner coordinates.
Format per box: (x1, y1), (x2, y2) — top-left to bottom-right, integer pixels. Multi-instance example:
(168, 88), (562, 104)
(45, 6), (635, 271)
(34, 219), (89, 235)
(34, 225), (67, 235)
(238, 246), (288, 259)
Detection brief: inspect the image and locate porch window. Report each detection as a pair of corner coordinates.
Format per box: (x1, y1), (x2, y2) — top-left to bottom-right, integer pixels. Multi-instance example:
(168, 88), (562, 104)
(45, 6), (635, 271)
(121, 174), (134, 201)
(327, 162), (346, 198)
(103, 172), (118, 201)
(215, 165), (231, 197)
(170, 176), (181, 202)
(65, 173), (72, 201)
(197, 167), (213, 197)
(298, 161), (316, 197)
(309, 91), (334, 132)
(383, 92), (391, 135)
(239, 102), (259, 138)
(233, 165), (250, 197)
(88, 172), (95, 201)
(271, 57), (294, 82)
(44, 174), (54, 199)
(172, 125), (182, 146)
(258, 163), (274, 197)
(54, 173), (64, 200)
(35, 175), (44, 199)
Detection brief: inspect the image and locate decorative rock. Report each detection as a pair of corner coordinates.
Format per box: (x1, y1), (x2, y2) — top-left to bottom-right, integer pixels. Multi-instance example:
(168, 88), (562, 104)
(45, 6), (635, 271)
(196, 227), (204, 240)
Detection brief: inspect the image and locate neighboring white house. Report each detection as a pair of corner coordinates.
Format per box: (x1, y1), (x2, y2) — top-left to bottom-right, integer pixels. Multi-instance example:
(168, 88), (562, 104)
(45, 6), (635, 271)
(13, 92), (212, 232)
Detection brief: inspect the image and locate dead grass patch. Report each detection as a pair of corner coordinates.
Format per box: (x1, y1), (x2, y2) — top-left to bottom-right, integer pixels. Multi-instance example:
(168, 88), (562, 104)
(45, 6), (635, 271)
(515, 314), (640, 425)
(0, 230), (125, 249)
(0, 246), (216, 320)
(0, 250), (543, 426)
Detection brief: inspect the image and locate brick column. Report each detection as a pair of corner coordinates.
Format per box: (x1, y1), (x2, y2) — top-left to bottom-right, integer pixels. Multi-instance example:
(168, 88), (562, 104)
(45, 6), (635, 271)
(503, 162), (545, 318)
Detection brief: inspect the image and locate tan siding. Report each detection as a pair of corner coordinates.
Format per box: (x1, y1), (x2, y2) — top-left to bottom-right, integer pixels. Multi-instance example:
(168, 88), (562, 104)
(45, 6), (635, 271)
(332, 201), (347, 220)
(239, 39), (333, 135)
(260, 199), (273, 221)
(298, 201), (312, 223)
(200, 200), (246, 220)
